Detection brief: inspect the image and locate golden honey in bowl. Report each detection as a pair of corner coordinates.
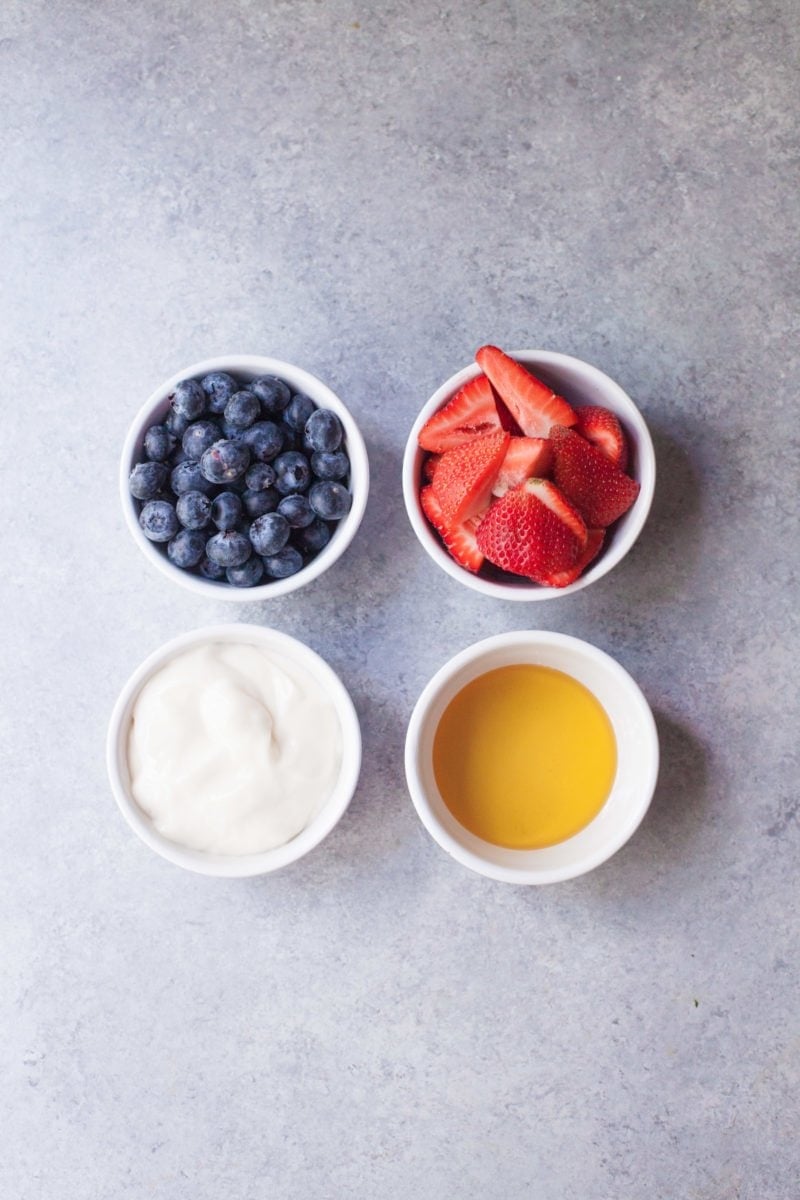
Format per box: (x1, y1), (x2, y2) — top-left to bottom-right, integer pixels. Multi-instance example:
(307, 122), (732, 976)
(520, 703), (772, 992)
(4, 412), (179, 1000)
(432, 664), (617, 849)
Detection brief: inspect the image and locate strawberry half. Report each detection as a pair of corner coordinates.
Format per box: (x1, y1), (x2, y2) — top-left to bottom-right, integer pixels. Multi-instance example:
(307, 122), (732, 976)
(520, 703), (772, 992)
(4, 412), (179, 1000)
(432, 430), (509, 525)
(475, 345), (577, 438)
(537, 527), (605, 588)
(492, 436), (553, 498)
(420, 485), (484, 574)
(550, 425), (640, 527)
(574, 406), (629, 471)
(476, 478), (587, 579)
(418, 374), (503, 452)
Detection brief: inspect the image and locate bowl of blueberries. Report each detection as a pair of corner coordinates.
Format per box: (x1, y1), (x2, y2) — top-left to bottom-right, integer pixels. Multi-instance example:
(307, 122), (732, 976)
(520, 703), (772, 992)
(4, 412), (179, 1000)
(121, 355), (369, 598)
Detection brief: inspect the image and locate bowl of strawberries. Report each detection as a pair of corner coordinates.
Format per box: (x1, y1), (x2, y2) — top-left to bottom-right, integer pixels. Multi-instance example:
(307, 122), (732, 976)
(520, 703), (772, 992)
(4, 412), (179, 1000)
(402, 346), (655, 599)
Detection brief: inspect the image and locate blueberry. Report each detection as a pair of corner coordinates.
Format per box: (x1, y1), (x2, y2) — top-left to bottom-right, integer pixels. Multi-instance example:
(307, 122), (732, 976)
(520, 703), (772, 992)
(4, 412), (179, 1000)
(167, 529), (207, 569)
(241, 421), (284, 463)
(277, 494), (315, 528)
(284, 393), (317, 432)
(205, 530), (252, 567)
(139, 499), (179, 542)
(211, 491), (243, 531)
(295, 517), (331, 555)
(129, 462), (168, 501)
(143, 424), (176, 462)
(200, 439), (250, 484)
(249, 512), (290, 556)
(278, 420), (302, 452)
(251, 375), (291, 415)
(165, 408), (191, 438)
(176, 490), (212, 530)
(304, 408), (343, 453)
(226, 557), (265, 587)
(182, 419), (221, 460)
(245, 462), (276, 491)
(310, 450), (350, 480)
(263, 546), (304, 579)
(171, 378), (206, 420)
(274, 451), (311, 495)
(171, 459), (215, 496)
(224, 389), (260, 430)
(201, 371), (238, 413)
(199, 555), (227, 581)
(309, 480), (352, 521)
(242, 487), (280, 519)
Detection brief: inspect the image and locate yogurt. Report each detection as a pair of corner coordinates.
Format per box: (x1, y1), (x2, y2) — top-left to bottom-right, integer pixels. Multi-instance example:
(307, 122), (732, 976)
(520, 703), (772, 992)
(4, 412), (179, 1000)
(127, 642), (343, 855)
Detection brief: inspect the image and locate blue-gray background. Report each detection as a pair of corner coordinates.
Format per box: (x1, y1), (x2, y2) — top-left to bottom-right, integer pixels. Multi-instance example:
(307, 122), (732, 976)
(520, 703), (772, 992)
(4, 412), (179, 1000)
(2, 2), (798, 1197)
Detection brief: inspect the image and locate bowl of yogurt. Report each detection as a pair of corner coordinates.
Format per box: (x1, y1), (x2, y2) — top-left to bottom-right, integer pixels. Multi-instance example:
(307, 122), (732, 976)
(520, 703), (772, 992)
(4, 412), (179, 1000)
(106, 625), (361, 875)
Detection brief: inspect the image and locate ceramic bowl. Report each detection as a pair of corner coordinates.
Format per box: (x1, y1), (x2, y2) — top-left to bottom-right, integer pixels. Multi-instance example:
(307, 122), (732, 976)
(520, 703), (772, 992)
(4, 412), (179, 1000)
(405, 631), (659, 883)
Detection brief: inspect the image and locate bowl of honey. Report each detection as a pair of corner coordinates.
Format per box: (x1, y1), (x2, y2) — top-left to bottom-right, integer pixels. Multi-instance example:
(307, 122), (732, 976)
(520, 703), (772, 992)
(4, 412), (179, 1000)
(405, 631), (659, 884)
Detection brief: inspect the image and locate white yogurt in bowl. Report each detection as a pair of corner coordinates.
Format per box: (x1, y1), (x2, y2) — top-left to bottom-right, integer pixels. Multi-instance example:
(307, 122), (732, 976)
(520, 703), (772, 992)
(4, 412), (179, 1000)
(107, 626), (361, 876)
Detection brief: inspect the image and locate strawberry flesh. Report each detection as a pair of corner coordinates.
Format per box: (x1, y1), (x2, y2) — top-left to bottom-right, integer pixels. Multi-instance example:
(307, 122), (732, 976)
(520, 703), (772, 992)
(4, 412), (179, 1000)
(475, 345), (577, 438)
(420, 485), (484, 574)
(492, 437), (553, 498)
(418, 374), (503, 452)
(537, 527), (605, 588)
(574, 405), (629, 471)
(476, 478), (586, 579)
(550, 425), (640, 528)
(431, 431), (509, 525)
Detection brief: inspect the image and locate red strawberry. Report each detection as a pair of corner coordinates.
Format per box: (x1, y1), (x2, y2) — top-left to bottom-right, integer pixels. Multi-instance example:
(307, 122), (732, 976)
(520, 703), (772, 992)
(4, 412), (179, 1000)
(418, 374), (503, 452)
(537, 528), (605, 588)
(550, 425), (640, 527)
(422, 453), (440, 483)
(420, 485), (484, 574)
(492, 436), (553, 498)
(574, 405), (629, 471)
(476, 478), (587, 579)
(475, 345), (577, 437)
(432, 431), (509, 525)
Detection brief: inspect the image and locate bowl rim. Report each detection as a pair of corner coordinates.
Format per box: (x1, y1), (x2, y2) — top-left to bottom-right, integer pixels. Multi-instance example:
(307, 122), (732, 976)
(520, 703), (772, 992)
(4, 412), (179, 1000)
(402, 349), (656, 600)
(120, 354), (370, 601)
(106, 623), (362, 876)
(404, 630), (659, 884)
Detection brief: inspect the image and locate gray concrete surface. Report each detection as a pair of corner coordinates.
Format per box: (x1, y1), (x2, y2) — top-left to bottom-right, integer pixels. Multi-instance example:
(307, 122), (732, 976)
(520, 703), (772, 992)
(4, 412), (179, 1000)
(2, 1), (798, 1197)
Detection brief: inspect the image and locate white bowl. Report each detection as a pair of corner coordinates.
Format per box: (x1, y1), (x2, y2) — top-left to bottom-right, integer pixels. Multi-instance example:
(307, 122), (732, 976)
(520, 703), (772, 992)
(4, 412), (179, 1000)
(121, 355), (369, 600)
(402, 350), (656, 600)
(106, 624), (362, 876)
(405, 631), (659, 884)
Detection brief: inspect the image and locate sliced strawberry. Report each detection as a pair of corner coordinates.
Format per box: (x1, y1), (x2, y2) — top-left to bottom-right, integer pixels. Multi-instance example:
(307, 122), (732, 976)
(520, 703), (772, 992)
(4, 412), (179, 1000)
(422, 453), (440, 483)
(431, 431), (509, 525)
(492, 437), (554, 498)
(574, 405), (629, 471)
(550, 425), (640, 528)
(475, 345), (577, 437)
(476, 478), (587, 579)
(418, 374), (503, 452)
(537, 528), (605, 588)
(420, 485), (484, 574)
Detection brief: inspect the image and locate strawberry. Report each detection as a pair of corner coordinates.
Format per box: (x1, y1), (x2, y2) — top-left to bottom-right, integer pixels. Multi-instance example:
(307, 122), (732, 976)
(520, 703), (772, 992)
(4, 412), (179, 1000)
(537, 527), (605, 588)
(432, 430), (509, 525)
(418, 374), (503, 452)
(476, 478), (587, 579)
(422, 454), (440, 483)
(550, 425), (640, 527)
(475, 345), (577, 437)
(574, 405), (629, 471)
(492, 436), (553, 498)
(420, 485), (484, 574)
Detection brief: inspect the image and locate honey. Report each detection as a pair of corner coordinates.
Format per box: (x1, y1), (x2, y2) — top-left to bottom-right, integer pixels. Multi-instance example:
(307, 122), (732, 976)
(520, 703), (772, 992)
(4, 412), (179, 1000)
(433, 664), (617, 849)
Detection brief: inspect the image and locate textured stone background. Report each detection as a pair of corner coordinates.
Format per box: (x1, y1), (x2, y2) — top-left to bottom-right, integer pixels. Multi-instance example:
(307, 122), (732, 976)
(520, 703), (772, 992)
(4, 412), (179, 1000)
(2, 1), (798, 1197)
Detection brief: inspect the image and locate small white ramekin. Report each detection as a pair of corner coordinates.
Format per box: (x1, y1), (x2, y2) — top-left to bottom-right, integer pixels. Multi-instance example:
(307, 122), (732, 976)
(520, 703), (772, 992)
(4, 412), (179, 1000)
(121, 355), (369, 600)
(405, 631), (659, 884)
(106, 625), (362, 876)
(402, 350), (656, 600)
